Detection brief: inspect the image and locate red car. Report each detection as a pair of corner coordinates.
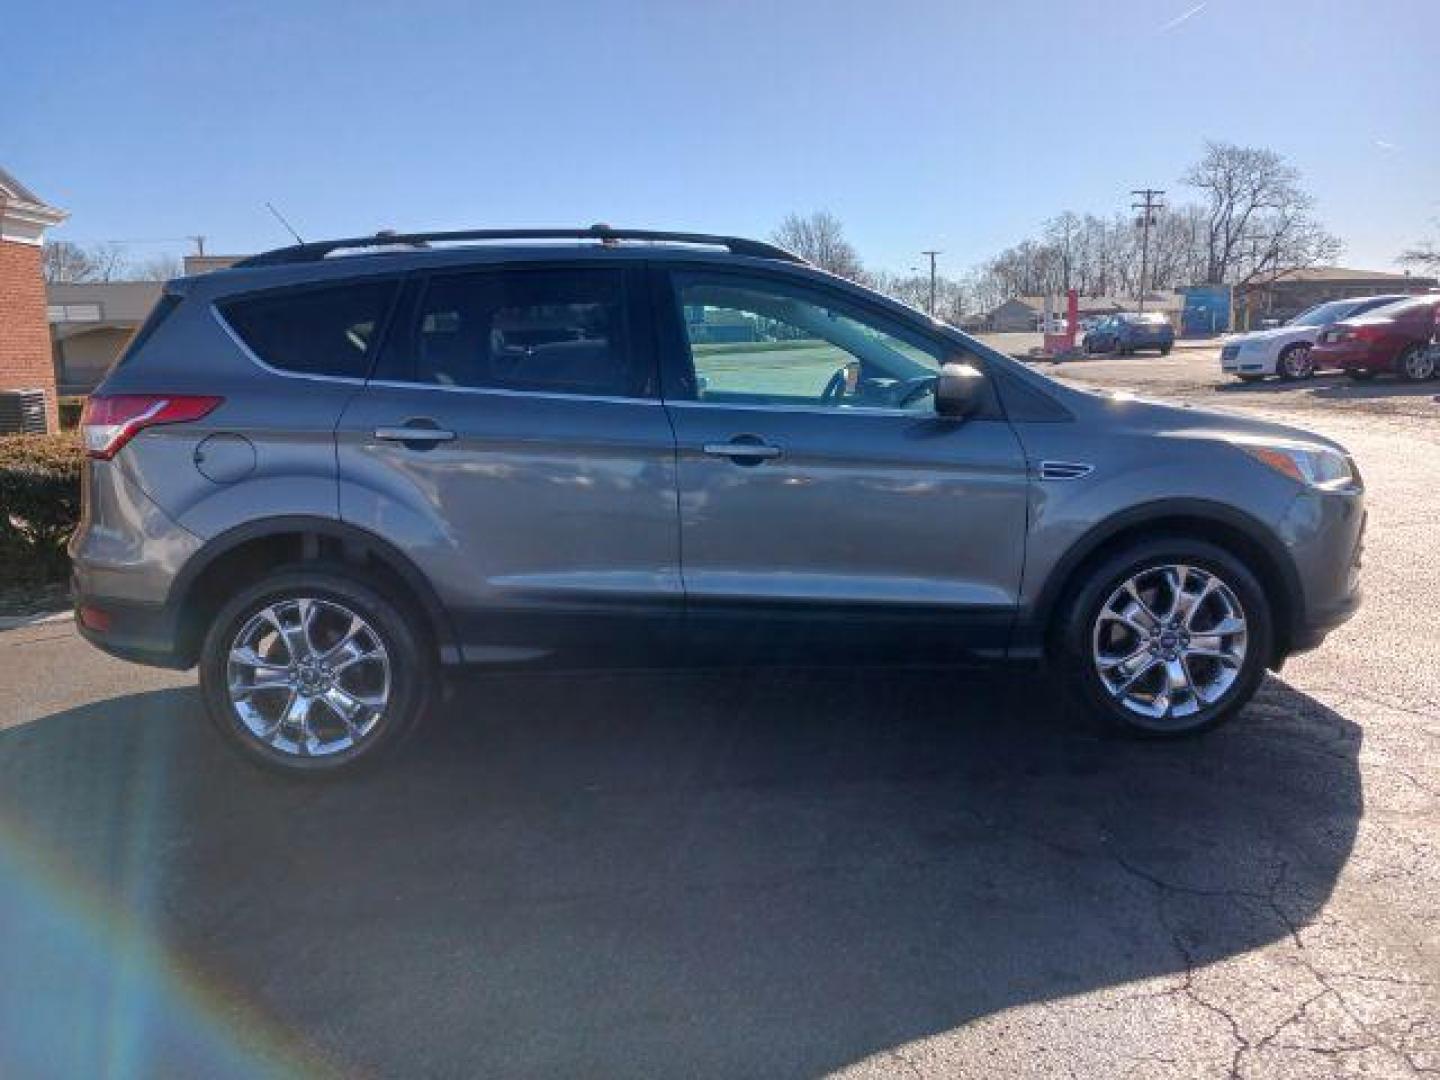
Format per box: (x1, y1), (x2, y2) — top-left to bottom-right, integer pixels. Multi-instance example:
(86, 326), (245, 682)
(1309, 294), (1440, 381)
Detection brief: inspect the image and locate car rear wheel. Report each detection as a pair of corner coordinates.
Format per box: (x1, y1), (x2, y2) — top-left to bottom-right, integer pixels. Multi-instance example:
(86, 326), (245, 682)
(199, 566), (433, 776)
(1398, 345), (1436, 382)
(1058, 540), (1272, 737)
(1278, 343), (1314, 380)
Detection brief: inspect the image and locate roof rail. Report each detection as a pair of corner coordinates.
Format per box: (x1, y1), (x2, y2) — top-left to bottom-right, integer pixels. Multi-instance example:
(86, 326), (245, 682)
(233, 226), (807, 268)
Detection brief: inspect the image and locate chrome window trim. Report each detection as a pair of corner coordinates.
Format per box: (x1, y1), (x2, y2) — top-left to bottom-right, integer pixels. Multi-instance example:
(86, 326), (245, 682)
(663, 399), (933, 420)
(211, 305), (370, 387)
(364, 378), (662, 408)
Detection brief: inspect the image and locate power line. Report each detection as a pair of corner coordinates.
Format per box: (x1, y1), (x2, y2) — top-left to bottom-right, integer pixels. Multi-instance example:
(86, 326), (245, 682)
(1131, 188), (1165, 312)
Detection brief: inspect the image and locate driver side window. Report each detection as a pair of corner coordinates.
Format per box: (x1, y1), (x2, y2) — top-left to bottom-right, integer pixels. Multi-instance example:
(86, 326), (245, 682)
(671, 271), (953, 411)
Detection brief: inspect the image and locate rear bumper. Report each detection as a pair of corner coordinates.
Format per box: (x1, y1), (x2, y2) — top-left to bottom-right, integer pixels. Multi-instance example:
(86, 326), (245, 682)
(72, 585), (191, 669)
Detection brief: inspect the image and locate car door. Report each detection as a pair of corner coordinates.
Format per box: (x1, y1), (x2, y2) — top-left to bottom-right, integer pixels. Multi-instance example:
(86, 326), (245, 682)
(654, 264), (1030, 662)
(336, 262), (682, 664)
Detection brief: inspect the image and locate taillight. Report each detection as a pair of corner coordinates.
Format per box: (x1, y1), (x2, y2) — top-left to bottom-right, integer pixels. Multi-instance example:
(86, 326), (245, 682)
(80, 394), (223, 460)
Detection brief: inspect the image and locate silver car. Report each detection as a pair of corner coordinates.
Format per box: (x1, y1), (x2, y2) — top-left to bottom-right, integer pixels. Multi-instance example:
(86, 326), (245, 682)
(71, 227), (1365, 775)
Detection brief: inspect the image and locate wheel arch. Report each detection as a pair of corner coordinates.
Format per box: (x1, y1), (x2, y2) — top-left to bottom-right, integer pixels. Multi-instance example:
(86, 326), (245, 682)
(167, 515), (461, 668)
(1032, 499), (1302, 665)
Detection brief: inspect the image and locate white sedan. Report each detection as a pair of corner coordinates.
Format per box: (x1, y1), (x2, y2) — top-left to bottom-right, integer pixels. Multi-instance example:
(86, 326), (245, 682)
(1220, 294), (1411, 382)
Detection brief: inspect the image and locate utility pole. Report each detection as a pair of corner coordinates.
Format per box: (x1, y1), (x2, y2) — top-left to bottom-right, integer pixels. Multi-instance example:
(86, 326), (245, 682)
(921, 249), (941, 316)
(1131, 189), (1164, 312)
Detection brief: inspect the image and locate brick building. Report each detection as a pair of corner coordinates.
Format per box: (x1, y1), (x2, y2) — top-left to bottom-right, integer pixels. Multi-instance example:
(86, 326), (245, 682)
(0, 166), (67, 432)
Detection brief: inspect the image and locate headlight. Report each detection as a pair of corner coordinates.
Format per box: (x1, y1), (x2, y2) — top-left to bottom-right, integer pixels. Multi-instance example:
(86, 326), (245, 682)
(1237, 442), (1357, 489)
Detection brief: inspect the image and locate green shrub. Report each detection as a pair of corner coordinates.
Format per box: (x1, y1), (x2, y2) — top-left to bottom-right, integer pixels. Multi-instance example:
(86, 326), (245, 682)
(58, 396), (87, 431)
(0, 433), (85, 585)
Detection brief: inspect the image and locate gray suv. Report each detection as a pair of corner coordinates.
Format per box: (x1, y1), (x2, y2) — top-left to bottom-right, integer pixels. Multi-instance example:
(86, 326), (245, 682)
(71, 227), (1365, 775)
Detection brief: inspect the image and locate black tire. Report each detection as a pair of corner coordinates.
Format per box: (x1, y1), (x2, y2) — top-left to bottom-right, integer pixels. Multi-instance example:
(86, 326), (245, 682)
(1397, 345), (1436, 382)
(1159, 346), (1172, 356)
(198, 565), (434, 776)
(1055, 538), (1273, 738)
(1277, 343), (1312, 381)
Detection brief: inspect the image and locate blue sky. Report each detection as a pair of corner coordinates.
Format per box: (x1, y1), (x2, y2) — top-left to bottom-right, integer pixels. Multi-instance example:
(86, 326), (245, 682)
(5, 0), (1437, 276)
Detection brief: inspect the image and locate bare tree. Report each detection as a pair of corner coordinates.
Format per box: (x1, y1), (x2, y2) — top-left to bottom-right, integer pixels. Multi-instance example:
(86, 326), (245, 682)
(870, 270), (970, 323)
(1400, 220), (1440, 271)
(1182, 142), (1340, 284)
(42, 240), (129, 283)
(772, 211), (867, 281)
(131, 253), (185, 281)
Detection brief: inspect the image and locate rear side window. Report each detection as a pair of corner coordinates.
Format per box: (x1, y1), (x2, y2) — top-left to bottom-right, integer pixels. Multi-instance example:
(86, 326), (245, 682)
(406, 268), (640, 397)
(220, 280), (398, 378)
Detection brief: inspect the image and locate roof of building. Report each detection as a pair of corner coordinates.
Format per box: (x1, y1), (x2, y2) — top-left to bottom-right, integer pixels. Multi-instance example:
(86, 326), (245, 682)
(183, 254), (247, 275)
(1247, 266), (1437, 286)
(0, 165), (49, 207)
(0, 165), (67, 242)
(1007, 293), (1185, 314)
(47, 281), (162, 334)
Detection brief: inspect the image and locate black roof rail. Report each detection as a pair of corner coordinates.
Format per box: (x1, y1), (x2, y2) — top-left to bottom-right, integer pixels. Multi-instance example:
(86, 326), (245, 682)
(233, 226), (807, 268)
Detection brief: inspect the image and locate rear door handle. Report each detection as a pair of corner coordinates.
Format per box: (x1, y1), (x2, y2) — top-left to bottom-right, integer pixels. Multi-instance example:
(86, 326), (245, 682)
(375, 426), (456, 443)
(703, 440), (781, 464)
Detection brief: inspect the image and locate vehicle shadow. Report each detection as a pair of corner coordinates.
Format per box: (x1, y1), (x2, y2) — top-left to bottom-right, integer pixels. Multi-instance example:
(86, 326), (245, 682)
(0, 670), (1362, 1078)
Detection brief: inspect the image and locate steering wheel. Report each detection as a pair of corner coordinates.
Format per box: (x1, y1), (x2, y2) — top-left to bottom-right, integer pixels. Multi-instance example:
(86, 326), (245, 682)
(891, 375), (938, 410)
(819, 366), (850, 406)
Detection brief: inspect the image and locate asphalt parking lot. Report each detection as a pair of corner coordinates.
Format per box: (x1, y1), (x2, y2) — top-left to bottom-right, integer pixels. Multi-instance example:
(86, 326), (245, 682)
(1, 345), (1436, 1078)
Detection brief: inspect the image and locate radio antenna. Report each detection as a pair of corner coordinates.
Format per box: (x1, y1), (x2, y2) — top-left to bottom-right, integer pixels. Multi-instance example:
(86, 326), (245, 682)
(265, 202), (305, 244)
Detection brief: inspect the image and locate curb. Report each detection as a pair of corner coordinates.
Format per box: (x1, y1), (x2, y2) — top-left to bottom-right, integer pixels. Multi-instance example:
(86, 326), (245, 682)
(0, 610), (71, 632)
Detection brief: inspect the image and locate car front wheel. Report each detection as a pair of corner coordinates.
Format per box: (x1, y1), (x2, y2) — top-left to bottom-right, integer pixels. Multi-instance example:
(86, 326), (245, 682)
(1278, 343), (1314, 380)
(1398, 345), (1436, 382)
(199, 566), (433, 775)
(1059, 540), (1272, 736)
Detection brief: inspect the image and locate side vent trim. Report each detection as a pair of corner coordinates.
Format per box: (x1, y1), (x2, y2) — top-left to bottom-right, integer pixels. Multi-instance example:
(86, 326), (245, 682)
(1037, 460), (1094, 481)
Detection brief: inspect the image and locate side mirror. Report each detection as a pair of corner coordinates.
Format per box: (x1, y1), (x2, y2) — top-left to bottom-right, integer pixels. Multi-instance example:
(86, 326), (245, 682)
(934, 362), (987, 419)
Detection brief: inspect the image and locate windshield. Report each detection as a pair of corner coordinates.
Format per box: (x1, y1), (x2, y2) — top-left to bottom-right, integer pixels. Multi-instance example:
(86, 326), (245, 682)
(1355, 297), (1436, 320)
(1286, 300), (1358, 327)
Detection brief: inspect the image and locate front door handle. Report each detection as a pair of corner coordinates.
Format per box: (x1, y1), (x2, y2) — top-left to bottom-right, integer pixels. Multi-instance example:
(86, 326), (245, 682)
(703, 438), (782, 465)
(375, 425), (456, 444)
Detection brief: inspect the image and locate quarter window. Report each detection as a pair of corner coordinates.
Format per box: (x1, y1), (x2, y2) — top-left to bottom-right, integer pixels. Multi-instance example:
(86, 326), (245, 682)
(219, 280), (397, 378)
(670, 272), (958, 411)
(410, 269), (638, 397)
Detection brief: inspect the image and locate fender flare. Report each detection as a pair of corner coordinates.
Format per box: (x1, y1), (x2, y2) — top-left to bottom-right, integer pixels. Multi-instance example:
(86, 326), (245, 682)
(1025, 497), (1303, 648)
(168, 514), (461, 664)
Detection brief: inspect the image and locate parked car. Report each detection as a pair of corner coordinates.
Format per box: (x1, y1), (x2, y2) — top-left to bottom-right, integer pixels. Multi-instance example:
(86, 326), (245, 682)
(1220, 294), (1413, 382)
(1308, 294), (1440, 381)
(1082, 312), (1175, 356)
(71, 227), (1365, 775)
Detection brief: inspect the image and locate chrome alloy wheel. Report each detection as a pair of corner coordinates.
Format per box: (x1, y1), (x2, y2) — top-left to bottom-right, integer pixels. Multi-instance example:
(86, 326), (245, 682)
(1091, 565), (1247, 727)
(1281, 345), (1313, 379)
(226, 598), (391, 757)
(1401, 346), (1435, 381)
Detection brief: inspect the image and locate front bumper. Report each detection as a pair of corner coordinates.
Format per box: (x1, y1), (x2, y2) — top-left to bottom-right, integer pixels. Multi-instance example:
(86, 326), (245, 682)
(1281, 489), (1365, 657)
(1220, 343), (1273, 375)
(1310, 341), (1377, 372)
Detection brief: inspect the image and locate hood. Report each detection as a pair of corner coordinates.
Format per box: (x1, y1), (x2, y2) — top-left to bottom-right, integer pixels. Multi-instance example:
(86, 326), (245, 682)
(1225, 325), (1306, 345)
(1074, 386), (1348, 453)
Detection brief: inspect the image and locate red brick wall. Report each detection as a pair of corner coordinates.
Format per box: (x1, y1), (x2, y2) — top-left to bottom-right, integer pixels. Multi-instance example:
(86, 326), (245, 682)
(0, 238), (59, 431)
